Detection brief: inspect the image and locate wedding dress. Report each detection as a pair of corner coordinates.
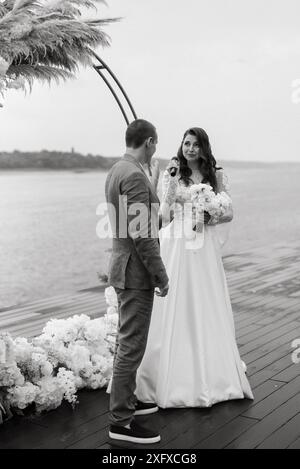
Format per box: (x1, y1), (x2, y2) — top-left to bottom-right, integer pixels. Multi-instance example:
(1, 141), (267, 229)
(135, 169), (253, 408)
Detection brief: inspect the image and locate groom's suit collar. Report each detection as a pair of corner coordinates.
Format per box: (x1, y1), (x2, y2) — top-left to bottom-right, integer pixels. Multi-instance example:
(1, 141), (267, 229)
(122, 153), (160, 205)
(123, 153), (148, 176)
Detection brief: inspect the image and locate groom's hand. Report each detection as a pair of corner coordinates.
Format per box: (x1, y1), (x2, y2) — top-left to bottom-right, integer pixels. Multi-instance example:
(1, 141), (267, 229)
(155, 283), (169, 297)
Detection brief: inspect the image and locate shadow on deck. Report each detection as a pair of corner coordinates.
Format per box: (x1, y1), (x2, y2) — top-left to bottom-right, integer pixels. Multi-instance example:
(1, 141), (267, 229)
(1, 242), (300, 449)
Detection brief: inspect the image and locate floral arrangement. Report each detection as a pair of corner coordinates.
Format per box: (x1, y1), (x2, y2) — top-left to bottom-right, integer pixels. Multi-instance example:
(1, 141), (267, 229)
(0, 286), (118, 424)
(190, 183), (231, 227)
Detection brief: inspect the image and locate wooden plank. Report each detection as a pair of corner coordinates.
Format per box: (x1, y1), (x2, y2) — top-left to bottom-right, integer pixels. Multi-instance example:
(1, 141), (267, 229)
(0, 288), (105, 316)
(7, 306), (106, 339)
(241, 327), (300, 365)
(240, 322), (300, 355)
(162, 400), (253, 449)
(195, 416), (258, 449)
(272, 364), (300, 383)
(287, 436), (300, 449)
(242, 376), (300, 420)
(226, 393), (300, 449)
(249, 355), (293, 389)
(237, 310), (300, 347)
(257, 413), (300, 449)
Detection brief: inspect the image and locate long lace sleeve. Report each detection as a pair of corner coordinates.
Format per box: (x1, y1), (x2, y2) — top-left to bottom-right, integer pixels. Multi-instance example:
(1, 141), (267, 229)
(160, 170), (179, 226)
(208, 170), (233, 225)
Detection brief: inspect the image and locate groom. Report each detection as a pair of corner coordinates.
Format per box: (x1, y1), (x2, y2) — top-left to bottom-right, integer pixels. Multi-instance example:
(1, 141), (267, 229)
(105, 119), (169, 444)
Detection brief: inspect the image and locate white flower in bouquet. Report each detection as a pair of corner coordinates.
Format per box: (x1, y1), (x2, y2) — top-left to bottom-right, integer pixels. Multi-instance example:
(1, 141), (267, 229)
(13, 337), (44, 363)
(68, 314), (91, 339)
(74, 376), (85, 390)
(7, 382), (38, 410)
(190, 183), (213, 200)
(79, 364), (94, 380)
(40, 360), (54, 378)
(83, 318), (106, 343)
(182, 184), (210, 239)
(35, 376), (65, 413)
(0, 332), (15, 364)
(190, 183), (231, 224)
(105, 286), (118, 308)
(41, 315), (90, 344)
(107, 306), (117, 316)
(103, 313), (118, 353)
(85, 373), (107, 390)
(16, 345), (53, 384)
(0, 364), (24, 388)
(56, 368), (77, 407)
(65, 343), (91, 375)
(91, 354), (111, 375)
(88, 340), (110, 360)
(104, 312), (118, 334)
(33, 336), (68, 368)
(206, 191), (231, 221)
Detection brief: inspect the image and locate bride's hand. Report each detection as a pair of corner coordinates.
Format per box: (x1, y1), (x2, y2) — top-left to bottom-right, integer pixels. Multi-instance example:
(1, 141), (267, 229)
(192, 211), (211, 231)
(166, 157), (179, 177)
(204, 211), (211, 224)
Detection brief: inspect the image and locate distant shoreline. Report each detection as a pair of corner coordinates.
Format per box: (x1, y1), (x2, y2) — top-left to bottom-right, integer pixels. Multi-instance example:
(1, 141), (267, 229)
(0, 161), (299, 171)
(0, 150), (299, 171)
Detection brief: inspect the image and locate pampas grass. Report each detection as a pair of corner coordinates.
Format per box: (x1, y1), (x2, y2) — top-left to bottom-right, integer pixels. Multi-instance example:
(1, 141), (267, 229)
(0, 0), (118, 95)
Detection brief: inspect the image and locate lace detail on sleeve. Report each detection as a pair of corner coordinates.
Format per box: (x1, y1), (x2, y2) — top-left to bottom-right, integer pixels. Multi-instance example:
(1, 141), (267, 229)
(161, 170), (178, 205)
(160, 170), (179, 225)
(217, 170), (230, 194)
(208, 170), (233, 225)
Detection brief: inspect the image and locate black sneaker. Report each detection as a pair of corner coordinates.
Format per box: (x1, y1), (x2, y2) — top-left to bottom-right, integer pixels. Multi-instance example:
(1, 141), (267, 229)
(109, 420), (161, 444)
(134, 400), (159, 416)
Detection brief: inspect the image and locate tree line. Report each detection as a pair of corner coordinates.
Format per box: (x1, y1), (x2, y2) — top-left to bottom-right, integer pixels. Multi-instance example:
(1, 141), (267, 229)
(0, 150), (119, 170)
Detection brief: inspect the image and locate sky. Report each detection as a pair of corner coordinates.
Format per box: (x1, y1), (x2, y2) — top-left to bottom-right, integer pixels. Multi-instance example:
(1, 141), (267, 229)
(1, 0), (300, 162)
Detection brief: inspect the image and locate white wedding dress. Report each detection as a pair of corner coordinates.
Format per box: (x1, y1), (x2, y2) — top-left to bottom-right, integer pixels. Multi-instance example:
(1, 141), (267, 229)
(135, 169), (253, 408)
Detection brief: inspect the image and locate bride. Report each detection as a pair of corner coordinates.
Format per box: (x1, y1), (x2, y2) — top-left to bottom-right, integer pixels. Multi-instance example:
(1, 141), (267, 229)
(136, 127), (253, 408)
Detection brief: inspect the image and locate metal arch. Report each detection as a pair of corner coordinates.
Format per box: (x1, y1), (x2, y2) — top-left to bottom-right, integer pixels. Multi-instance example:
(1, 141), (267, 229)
(91, 51), (138, 126)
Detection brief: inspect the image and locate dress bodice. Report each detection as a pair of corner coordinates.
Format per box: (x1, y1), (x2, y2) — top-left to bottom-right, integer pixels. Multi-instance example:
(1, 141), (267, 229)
(174, 180), (193, 206)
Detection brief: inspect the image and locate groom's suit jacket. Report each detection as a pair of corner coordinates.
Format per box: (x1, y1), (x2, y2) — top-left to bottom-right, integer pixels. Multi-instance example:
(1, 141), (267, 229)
(105, 154), (169, 290)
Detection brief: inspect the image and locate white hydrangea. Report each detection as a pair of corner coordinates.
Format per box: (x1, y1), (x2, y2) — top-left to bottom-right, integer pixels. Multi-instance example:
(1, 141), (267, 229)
(56, 368), (77, 406)
(0, 312), (116, 415)
(83, 318), (106, 343)
(0, 364), (24, 388)
(105, 286), (118, 308)
(65, 343), (91, 375)
(35, 377), (64, 413)
(0, 332), (15, 364)
(7, 382), (38, 410)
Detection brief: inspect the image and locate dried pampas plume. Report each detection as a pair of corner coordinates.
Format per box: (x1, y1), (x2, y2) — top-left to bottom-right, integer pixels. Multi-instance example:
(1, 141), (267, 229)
(0, 0), (119, 100)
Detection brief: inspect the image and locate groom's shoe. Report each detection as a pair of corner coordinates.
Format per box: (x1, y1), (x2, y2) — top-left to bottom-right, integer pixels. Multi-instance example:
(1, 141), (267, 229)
(134, 400), (159, 416)
(109, 420), (161, 444)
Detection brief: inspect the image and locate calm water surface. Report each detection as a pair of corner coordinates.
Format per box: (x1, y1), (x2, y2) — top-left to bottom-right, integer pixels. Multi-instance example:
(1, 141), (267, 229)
(0, 166), (299, 308)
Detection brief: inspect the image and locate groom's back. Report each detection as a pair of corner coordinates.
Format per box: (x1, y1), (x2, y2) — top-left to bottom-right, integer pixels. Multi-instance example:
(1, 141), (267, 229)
(104, 156), (167, 290)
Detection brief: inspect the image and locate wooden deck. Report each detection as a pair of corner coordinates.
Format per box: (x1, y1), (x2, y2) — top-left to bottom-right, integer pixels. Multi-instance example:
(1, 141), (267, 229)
(1, 241), (300, 449)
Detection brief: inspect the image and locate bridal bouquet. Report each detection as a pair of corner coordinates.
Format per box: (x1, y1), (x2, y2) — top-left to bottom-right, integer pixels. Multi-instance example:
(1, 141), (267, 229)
(190, 183), (231, 227)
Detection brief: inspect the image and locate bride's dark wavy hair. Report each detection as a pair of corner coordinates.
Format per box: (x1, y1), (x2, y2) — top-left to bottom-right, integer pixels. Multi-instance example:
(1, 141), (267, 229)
(177, 127), (222, 193)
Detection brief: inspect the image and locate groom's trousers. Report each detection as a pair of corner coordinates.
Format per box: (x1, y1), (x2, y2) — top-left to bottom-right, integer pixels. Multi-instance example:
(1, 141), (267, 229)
(109, 287), (154, 427)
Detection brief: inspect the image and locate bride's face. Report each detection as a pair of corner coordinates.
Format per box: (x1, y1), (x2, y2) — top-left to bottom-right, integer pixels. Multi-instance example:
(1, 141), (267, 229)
(182, 134), (201, 162)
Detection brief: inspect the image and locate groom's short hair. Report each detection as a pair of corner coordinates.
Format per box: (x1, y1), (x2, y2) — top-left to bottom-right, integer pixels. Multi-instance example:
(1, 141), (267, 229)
(125, 119), (157, 149)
